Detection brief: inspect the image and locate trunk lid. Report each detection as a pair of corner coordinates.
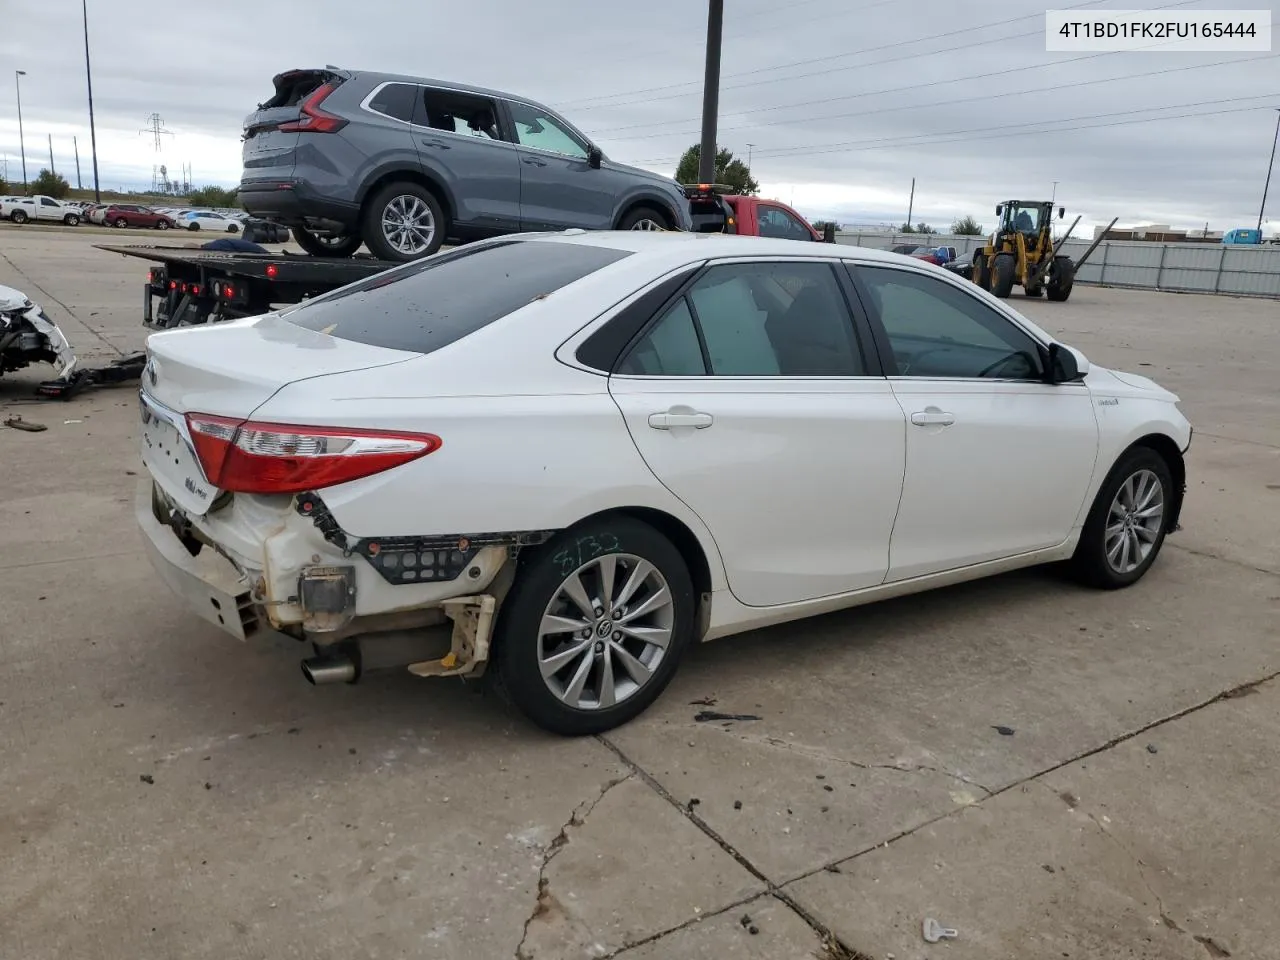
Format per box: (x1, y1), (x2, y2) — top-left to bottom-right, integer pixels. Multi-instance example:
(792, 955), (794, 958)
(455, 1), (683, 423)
(241, 68), (346, 174)
(140, 315), (416, 516)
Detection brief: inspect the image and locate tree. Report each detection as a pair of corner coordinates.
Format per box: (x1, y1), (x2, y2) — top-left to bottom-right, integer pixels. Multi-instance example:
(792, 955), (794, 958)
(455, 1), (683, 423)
(674, 145), (759, 195)
(187, 185), (240, 209)
(914, 221), (936, 235)
(0, 176), (8, 195)
(951, 215), (984, 235)
(811, 220), (841, 232)
(899, 222), (916, 233)
(31, 169), (71, 199)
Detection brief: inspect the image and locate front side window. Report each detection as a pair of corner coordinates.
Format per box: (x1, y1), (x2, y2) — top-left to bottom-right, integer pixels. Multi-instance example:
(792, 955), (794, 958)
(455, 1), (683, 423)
(506, 101), (589, 160)
(618, 261), (865, 377)
(855, 265), (1044, 380)
(368, 82), (418, 123)
(756, 204), (810, 241)
(284, 239), (632, 354)
(41, 197), (58, 207)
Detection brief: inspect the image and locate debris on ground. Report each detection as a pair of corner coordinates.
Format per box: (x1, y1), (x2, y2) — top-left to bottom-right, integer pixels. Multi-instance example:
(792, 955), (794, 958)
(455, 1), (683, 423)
(139, 774), (155, 785)
(694, 710), (762, 723)
(739, 913), (752, 928)
(1147, 743), (1159, 754)
(689, 696), (718, 706)
(992, 725), (1016, 736)
(733, 800), (742, 810)
(3, 415), (46, 432)
(922, 917), (959, 943)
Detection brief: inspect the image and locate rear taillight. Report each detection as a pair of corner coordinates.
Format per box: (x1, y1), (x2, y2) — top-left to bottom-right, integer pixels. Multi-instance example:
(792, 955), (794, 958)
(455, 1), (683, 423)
(278, 82), (347, 134)
(186, 413), (440, 495)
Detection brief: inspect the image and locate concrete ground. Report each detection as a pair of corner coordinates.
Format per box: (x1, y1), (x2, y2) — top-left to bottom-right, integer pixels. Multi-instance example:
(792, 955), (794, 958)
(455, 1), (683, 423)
(1, 227), (1276, 960)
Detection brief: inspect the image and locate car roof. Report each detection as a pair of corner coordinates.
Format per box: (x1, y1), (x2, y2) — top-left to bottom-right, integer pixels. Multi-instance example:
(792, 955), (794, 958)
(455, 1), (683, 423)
(347, 68), (551, 110)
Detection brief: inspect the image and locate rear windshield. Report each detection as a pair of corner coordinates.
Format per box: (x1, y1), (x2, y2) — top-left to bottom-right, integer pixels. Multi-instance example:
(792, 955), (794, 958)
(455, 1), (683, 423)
(282, 239), (633, 353)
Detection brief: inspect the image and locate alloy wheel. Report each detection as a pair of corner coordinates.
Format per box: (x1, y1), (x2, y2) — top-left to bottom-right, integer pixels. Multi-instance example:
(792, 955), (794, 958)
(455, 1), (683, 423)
(1104, 468), (1165, 574)
(381, 194), (436, 255)
(537, 553), (674, 711)
(629, 218), (664, 231)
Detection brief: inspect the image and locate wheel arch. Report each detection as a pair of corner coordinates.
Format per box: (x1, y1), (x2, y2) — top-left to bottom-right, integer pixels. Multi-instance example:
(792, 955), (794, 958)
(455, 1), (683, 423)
(357, 166), (456, 225)
(1129, 432), (1187, 532)
(614, 194), (679, 231)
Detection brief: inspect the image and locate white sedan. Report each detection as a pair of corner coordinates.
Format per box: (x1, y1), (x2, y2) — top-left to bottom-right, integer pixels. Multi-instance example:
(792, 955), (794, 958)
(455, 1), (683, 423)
(176, 210), (240, 233)
(136, 232), (1191, 734)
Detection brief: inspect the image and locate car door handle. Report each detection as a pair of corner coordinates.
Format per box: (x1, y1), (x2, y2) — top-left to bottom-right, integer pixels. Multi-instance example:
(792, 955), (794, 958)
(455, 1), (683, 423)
(421, 139), (451, 150)
(910, 408), (956, 427)
(522, 157), (547, 167)
(648, 411), (714, 430)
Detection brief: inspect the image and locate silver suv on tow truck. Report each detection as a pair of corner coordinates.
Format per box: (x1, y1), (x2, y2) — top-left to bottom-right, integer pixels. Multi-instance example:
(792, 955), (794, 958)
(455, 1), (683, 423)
(239, 67), (694, 261)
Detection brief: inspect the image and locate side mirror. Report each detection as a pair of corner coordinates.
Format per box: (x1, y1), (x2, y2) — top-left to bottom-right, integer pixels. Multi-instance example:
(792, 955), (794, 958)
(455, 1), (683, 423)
(587, 146), (603, 169)
(1048, 342), (1089, 383)
(995, 204), (1003, 216)
(1059, 206), (1065, 219)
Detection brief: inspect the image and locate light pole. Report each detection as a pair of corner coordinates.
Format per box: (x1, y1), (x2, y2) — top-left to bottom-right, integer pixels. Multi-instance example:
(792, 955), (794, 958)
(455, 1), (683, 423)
(1051, 180), (1059, 204)
(82, 0), (101, 202)
(1257, 108), (1280, 233)
(15, 70), (27, 190)
(697, 0), (724, 184)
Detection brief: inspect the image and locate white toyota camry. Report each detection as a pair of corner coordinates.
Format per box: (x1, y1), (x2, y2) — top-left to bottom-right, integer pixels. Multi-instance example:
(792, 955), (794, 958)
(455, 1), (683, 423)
(136, 231), (1191, 734)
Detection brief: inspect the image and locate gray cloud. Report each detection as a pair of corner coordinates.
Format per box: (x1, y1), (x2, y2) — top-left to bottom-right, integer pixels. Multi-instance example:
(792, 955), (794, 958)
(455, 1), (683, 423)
(2, 0), (1277, 231)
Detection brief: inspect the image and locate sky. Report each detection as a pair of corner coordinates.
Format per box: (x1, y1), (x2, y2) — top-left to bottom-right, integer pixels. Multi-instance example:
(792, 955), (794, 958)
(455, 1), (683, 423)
(1, 0), (1278, 234)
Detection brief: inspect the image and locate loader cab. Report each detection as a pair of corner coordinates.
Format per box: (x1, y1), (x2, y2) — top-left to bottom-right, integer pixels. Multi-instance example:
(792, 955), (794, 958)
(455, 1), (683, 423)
(996, 201), (1062, 255)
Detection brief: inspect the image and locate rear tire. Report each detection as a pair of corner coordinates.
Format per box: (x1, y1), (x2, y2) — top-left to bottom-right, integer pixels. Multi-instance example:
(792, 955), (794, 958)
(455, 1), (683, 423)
(991, 252), (1016, 298)
(362, 181), (446, 262)
(618, 206), (671, 231)
(1047, 256), (1076, 301)
(292, 226), (363, 258)
(492, 516), (695, 736)
(226, 223), (239, 234)
(10, 209), (28, 224)
(1070, 447), (1173, 589)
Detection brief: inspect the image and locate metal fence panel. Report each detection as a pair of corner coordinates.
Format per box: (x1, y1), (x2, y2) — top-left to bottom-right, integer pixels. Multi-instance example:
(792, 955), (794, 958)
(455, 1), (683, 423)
(831, 231), (1280, 298)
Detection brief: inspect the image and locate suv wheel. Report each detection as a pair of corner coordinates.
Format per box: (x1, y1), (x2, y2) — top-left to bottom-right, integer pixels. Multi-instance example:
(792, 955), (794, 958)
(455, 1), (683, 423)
(114, 217), (129, 228)
(618, 206), (670, 231)
(363, 182), (445, 262)
(292, 226), (362, 258)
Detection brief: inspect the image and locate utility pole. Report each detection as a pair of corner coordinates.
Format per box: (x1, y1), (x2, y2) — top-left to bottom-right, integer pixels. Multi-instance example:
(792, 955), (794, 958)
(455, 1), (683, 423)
(47, 134), (55, 176)
(1258, 108), (1280, 233)
(906, 177), (915, 229)
(697, 0), (724, 184)
(746, 143), (755, 168)
(1051, 180), (1059, 204)
(74, 136), (83, 188)
(15, 70), (27, 190)
(83, 0), (101, 202)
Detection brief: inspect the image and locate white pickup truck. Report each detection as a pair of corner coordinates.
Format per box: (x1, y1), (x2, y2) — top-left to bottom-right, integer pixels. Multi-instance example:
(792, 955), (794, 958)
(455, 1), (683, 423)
(1, 195), (82, 225)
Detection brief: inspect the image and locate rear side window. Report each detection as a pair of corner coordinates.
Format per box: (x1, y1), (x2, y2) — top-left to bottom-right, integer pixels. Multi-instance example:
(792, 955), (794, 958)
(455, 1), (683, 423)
(368, 82), (418, 123)
(283, 240), (633, 354)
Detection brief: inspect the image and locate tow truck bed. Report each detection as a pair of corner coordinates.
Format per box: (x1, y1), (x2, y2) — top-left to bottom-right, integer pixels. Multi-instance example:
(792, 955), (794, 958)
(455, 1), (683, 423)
(94, 244), (401, 330)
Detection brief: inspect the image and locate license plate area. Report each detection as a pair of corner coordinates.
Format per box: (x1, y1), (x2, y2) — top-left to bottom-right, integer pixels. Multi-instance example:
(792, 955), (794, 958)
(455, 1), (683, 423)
(139, 394), (220, 513)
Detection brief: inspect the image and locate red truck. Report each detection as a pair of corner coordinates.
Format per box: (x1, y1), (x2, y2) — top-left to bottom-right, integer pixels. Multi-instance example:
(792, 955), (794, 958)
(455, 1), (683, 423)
(685, 185), (836, 243)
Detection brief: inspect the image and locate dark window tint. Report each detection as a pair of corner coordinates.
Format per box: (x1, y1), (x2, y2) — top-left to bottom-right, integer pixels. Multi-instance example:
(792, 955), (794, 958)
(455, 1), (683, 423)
(283, 240), (632, 354)
(855, 265), (1044, 380)
(617, 299), (706, 376)
(618, 261), (865, 377)
(41, 197), (59, 207)
(368, 82), (418, 123)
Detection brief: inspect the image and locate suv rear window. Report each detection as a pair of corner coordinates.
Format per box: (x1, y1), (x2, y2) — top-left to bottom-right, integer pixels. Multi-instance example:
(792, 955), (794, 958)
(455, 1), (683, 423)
(282, 240), (633, 354)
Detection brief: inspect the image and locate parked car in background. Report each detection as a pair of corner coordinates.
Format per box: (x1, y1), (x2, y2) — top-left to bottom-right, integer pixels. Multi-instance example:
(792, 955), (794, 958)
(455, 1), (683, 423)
(89, 204), (111, 225)
(943, 248), (978, 280)
(137, 231), (1191, 735)
(176, 210), (240, 233)
(3, 194), (82, 224)
(103, 204), (177, 230)
(239, 67), (695, 261)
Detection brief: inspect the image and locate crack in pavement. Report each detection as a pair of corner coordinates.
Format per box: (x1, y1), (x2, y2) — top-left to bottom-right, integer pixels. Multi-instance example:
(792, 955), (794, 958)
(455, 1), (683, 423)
(704, 727), (994, 795)
(1166, 541), (1279, 579)
(513, 771), (633, 960)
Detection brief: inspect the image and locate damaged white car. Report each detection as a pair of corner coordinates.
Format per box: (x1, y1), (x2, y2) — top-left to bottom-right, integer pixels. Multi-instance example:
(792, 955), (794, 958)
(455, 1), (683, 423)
(0, 284), (78, 383)
(137, 231), (1191, 735)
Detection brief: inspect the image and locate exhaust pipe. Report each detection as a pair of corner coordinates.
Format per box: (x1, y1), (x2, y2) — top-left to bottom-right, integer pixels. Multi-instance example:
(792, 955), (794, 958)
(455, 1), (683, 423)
(301, 654), (357, 685)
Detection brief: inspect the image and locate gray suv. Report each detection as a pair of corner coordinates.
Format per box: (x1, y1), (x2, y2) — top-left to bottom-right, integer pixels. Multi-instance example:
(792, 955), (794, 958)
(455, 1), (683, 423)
(239, 68), (694, 261)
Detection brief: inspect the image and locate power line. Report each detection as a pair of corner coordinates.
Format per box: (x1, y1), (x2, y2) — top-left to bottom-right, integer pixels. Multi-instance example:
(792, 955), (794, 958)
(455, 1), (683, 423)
(595, 52), (1277, 140)
(557, 0), (1119, 110)
(629, 94), (1280, 166)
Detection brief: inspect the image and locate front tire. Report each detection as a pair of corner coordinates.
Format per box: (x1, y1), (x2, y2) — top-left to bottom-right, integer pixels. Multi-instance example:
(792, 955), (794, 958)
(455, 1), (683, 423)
(114, 217), (129, 228)
(1070, 446), (1174, 589)
(63, 214), (80, 226)
(188, 222), (200, 231)
(292, 225), (363, 258)
(493, 516), (695, 736)
(1047, 256), (1076, 302)
(362, 182), (446, 262)
(618, 206), (671, 231)
(156, 220), (170, 230)
(991, 252), (1016, 298)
